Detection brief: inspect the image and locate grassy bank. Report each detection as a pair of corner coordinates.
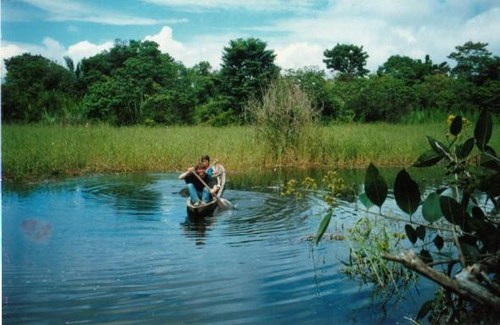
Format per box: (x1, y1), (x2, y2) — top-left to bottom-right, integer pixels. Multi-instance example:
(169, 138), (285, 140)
(2, 122), (495, 181)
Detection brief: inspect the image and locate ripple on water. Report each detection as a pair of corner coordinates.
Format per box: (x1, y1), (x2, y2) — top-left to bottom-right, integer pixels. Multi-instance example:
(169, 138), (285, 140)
(2, 173), (429, 324)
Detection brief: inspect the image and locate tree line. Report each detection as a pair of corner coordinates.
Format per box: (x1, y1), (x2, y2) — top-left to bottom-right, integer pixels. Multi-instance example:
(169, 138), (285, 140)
(2, 38), (499, 126)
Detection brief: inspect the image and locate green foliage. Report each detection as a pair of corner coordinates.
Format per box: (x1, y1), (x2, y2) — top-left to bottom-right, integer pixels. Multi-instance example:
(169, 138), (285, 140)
(194, 96), (238, 126)
(3, 39), (499, 125)
(448, 41), (495, 85)
(323, 43), (369, 80)
(2, 53), (77, 123)
(377, 54), (449, 85)
(330, 76), (415, 122)
(283, 66), (336, 119)
(364, 163), (388, 209)
(344, 217), (418, 297)
(393, 169), (421, 216)
(219, 37), (280, 120)
(313, 108), (499, 322)
(360, 110), (498, 322)
(246, 76), (318, 165)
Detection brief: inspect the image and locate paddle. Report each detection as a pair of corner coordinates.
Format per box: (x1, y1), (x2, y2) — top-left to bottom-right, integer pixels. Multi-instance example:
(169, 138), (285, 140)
(191, 170), (233, 209)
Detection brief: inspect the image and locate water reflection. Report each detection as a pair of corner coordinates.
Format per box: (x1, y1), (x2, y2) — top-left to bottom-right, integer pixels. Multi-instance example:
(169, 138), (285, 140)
(2, 170), (438, 324)
(181, 214), (217, 246)
(82, 173), (163, 217)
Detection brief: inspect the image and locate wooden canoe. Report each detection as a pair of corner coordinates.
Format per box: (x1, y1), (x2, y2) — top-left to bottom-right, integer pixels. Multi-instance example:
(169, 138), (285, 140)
(186, 198), (218, 216)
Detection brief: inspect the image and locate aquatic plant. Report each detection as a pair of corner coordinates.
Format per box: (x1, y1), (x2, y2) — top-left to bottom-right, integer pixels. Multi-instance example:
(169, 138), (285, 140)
(317, 109), (500, 323)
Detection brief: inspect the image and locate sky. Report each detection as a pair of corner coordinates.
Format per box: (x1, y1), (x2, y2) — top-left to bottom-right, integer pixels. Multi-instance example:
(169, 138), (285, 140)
(1, 0), (500, 76)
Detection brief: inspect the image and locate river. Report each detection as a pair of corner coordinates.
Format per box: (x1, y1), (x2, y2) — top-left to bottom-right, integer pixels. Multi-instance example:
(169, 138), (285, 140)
(2, 171), (436, 324)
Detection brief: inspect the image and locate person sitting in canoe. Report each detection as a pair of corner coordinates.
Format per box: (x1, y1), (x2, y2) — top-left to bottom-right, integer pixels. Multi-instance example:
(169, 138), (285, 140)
(201, 155), (213, 176)
(179, 162), (219, 205)
(200, 155), (225, 196)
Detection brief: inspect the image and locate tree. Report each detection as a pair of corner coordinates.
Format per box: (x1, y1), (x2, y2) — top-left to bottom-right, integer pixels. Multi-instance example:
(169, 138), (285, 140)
(2, 53), (76, 123)
(448, 41), (494, 85)
(219, 37), (280, 121)
(81, 40), (184, 125)
(377, 55), (449, 85)
(323, 43), (369, 80)
(284, 66), (336, 119)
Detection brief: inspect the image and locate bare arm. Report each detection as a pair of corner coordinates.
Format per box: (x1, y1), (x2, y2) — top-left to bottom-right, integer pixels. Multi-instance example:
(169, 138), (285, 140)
(179, 167), (194, 179)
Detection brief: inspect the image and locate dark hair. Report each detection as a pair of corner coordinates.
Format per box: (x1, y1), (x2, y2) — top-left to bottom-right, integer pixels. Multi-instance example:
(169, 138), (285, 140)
(201, 155), (210, 162)
(195, 162), (206, 170)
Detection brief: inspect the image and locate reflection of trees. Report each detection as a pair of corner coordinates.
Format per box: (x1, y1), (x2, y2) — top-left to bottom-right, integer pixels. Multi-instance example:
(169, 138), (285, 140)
(83, 174), (162, 217)
(180, 214), (216, 247)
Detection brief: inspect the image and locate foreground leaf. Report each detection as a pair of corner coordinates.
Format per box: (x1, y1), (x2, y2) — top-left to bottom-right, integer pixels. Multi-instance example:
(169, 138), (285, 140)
(456, 137), (475, 159)
(358, 192), (374, 209)
(422, 192), (442, 223)
(433, 235), (444, 250)
(450, 115), (463, 136)
(364, 163), (388, 208)
(427, 136), (450, 157)
(315, 210), (332, 245)
(439, 196), (466, 228)
(474, 109), (492, 151)
(394, 169), (421, 215)
(413, 149), (444, 167)
(405, 224), (417, 244)
(416, 225), (426, 240)
(420, 249), (433, 264)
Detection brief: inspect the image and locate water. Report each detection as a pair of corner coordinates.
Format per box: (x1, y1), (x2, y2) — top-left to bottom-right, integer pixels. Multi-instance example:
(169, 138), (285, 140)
(2, 172), (434, 324)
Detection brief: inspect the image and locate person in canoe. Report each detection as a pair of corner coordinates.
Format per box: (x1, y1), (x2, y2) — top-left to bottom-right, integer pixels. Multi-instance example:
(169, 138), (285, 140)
(179, 162), (220, 206)
(200, 155), (226, 196)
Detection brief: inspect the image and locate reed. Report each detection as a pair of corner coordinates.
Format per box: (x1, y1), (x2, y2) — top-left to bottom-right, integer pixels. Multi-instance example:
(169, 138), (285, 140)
(2, 121), (497, 181)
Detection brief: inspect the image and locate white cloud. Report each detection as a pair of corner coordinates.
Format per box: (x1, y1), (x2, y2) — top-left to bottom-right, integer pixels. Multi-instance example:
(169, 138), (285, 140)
(144, 26), (184, 57)
(273, 42), (324, 70)
(141, 0), (319, 12)
(1, 43), (27, 78)
(254, 0), (500, 72)
(2, 1), (499, 76)
(67, 40), (114, 63)
(21, 0), (174, 25)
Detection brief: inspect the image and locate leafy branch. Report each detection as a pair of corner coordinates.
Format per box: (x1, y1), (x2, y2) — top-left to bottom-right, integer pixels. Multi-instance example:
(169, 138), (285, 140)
(317, 109), (499, 322)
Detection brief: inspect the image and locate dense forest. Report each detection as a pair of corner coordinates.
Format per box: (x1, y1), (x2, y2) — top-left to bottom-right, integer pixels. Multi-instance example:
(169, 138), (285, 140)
(2, 38), (499, 126)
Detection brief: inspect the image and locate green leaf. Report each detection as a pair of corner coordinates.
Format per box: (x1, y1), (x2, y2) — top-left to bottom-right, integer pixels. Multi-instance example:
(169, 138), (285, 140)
(474, 109), (492, 151)
(315, 210), (332, 245)
(450, 115), (463, 136)
(426, 136), (450, 157)
(439, 196), (466, 227)
(364, 163), (388, 208)
(417, 300), (434, 321)
(412, 149), (444, 167)
(416, 225), (426, 240)
(456, 137), (475, 159)
(422, 192), (442, 223)
(433, 235), (444, 250)
(480, 146), (499, 169)
(394, 169), (421, 215)
(405, 224), (417, 244)
(358, 192), (374, 209)
(420, 249), (433, 264)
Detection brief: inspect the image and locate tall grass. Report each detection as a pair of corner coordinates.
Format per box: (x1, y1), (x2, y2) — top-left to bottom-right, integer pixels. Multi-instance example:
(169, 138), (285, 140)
(246, 77), (318, 166)
(4, 119), (493, 181)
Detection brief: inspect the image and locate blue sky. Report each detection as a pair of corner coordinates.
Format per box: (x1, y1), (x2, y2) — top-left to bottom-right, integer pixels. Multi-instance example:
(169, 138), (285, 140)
(2, 0), (500, 75)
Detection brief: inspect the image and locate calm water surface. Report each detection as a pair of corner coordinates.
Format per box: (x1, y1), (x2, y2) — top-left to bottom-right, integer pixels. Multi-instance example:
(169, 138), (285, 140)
(2, 172), (435, 324)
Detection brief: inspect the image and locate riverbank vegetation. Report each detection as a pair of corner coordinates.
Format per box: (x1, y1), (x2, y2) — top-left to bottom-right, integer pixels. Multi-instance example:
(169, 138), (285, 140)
(2, 121), (465, 181)
(2, 39), (499, 128)
(307, 110), (500, 323)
